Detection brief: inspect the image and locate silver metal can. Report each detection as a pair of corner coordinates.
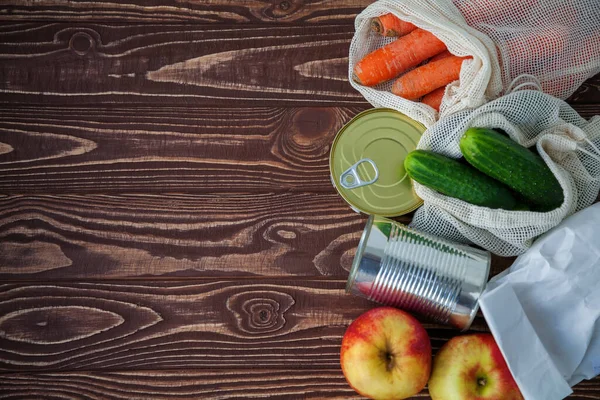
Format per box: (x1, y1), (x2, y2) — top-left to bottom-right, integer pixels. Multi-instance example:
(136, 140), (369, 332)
(347, 215), (491, 331)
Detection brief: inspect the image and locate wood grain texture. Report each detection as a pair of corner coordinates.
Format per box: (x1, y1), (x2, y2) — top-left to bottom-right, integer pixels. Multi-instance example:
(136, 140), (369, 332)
(1, 369), (363, 399)
(0, 106), (368, 194)
(1, 2), (599, 398)
(1, 104), (597, 195)
(0, 193), (365, 279)
(0, 370), (599, 400)
(571, 103), (600, 119)
(0, 23), (598, 106)
(0, 193), (364, 281)
(0, 193), (515, 280)
(0, 280), (492, 372)
(567, 75), (600, 104)
(0, 1), (372, 24)
(0, 23), (364, 106)
(0, 281), (597, 398)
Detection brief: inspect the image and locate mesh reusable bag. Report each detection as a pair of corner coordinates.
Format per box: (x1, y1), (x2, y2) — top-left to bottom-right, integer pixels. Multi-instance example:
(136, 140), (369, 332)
(409, 89), (600, 256)
(349, 0), (600, 127)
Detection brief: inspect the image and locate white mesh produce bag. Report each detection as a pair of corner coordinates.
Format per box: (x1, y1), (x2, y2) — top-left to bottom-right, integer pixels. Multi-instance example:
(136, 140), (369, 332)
(409, 89), (600, 256)
(349, 0), (600, 127)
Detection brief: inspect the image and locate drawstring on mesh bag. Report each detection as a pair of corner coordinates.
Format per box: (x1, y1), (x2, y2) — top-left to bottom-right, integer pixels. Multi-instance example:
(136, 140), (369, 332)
(506, 74), (543, 94)
(578, 137), (600, 164)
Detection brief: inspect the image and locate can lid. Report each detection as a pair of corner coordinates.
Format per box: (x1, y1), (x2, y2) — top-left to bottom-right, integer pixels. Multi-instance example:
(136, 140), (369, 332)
(330, 108), (425, 217)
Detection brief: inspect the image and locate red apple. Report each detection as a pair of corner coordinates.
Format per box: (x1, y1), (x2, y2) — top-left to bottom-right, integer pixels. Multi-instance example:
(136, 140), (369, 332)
(340, 307), (432, 399)
(429, 333), (524, 400)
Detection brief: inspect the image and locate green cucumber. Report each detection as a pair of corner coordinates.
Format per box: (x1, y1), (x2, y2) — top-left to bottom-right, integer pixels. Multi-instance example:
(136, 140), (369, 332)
(404, 150), (518, 209)
(459, 128), (564, 211)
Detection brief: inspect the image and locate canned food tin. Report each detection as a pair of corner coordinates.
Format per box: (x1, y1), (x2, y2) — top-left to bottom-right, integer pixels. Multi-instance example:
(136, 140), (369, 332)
(347, 215), (491, 331)
(329, 108), (425, 217)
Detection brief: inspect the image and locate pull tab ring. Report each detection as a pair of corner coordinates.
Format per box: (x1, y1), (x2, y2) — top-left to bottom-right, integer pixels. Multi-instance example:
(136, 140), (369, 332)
(340, 158), (379, 189)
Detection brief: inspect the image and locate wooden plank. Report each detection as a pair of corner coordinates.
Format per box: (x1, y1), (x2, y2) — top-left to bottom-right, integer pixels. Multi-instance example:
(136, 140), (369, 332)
(0, 193), (365, 279)
(0, 23), (598, 106)
(0, 280), (492, 372)
(0, 281), (597, 398)
(0, 1), (371, 24)
(0, 23), (364, 107)
(0, 370), (598, 400)
(567, 75), (600, 105)
(0, 193), (514, 280)
(0, 106), (368, 193)
(571, 103), (600, 119)
(1, 104), (596, 195)
(0, 369), (362, 399)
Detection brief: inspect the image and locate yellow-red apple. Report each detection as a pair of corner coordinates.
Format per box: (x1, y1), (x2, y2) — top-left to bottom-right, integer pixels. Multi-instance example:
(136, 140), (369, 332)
(340, 307), (431, 399)
(429, 333), (524, 400)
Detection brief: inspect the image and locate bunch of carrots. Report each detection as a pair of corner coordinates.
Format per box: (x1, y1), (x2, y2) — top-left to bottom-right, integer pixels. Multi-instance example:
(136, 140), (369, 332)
(354, 13), (472, 111)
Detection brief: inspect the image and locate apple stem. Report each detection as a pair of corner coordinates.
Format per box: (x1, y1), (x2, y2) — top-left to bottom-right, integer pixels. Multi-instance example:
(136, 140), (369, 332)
(477, 377), (487, 387)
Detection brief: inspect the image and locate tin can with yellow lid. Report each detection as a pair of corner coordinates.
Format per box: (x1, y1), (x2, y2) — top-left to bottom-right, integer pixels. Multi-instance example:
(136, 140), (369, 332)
(329, 108), (425, 217)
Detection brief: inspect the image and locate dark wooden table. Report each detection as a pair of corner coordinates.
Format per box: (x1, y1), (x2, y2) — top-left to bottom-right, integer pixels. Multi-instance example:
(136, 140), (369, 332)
(0, 1), (599, 399)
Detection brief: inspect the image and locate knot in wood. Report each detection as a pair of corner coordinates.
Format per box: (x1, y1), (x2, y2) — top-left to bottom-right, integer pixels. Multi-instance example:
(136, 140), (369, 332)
(69, 32), (95, 56)
(277, 229), (297, 239)
(263, 223), (301, 246)
(278, 108), (336, 162)
(262, 0), (302, 19)
(248, 300), (278, 328)
(227, 290), (294, 336)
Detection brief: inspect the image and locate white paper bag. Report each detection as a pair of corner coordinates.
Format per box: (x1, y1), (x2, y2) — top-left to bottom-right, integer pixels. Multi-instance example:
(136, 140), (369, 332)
(479, 202), (600, 400)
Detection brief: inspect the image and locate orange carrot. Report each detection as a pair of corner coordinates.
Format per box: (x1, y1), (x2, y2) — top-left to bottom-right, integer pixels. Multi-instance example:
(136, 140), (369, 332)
(354, 29), (447, 87)
(429, 50), (452, 62)
(392, 55), (471, 99)
(422, 50), (453, 111)
(371, 13), (417, 37)
(422, 86), (446, 111)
